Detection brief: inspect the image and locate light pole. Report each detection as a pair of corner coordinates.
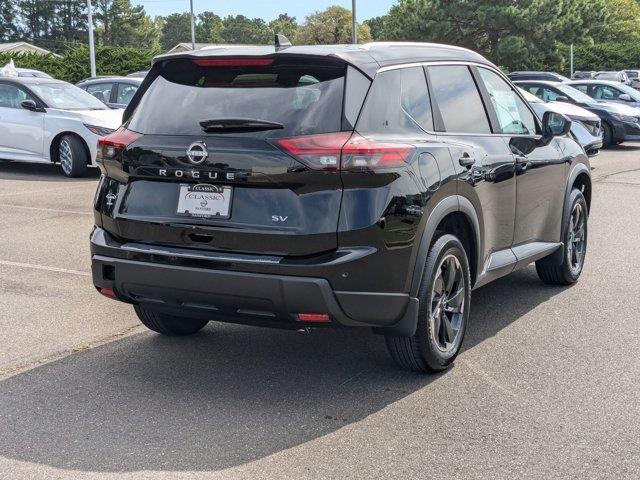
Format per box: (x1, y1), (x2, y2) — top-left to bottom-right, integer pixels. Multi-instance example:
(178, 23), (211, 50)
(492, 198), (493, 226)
(570, 43), (574, 77)
(86, 0), (96, 77)
(190, 0), (196, 50)
(352, 0), (357, 44)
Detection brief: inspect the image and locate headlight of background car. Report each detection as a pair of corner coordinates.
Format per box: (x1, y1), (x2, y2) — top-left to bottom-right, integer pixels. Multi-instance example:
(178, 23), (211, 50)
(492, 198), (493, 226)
(610, 114), (639, 123)
(84, 124), (116, 136)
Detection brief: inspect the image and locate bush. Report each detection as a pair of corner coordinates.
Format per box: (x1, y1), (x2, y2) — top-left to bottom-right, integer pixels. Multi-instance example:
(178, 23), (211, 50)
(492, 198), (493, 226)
(0, 46), (159, 83)
(557, 42), (640, 74)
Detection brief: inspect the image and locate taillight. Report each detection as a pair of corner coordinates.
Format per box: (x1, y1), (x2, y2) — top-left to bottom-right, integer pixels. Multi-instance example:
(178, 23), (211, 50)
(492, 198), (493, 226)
(274, 132), (351, 171)
(274, 132), (414, 171)
(97, 127), (141, 163)
(341, 134), (413, 170)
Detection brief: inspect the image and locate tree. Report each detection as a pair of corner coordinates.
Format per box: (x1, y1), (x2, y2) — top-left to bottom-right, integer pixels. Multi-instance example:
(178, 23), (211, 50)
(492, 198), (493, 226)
(268, 14), (298, 40)
(93, 0), (160, 48)
(364, 16), (386, 40)
(221, 15), (272, 44)
(381, 0), (607, 71)
(197, 11), (224, 43)
(598, 0), (640, 42)
(159, 13), (191, 50)
(294, 6), (372, 45)
(0, 0), (23, 41)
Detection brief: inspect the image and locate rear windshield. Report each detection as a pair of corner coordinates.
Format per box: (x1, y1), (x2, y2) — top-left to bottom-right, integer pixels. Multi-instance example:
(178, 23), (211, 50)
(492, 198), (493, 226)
(127, 58), (346, 138)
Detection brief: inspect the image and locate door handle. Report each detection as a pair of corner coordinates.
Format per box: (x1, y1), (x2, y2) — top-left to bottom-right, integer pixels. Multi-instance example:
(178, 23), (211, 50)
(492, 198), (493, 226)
(458, 152), (475, 168)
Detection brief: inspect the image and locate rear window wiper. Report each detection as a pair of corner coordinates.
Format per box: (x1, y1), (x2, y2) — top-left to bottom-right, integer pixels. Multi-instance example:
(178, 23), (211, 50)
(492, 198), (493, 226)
(199, 118), (284, 133)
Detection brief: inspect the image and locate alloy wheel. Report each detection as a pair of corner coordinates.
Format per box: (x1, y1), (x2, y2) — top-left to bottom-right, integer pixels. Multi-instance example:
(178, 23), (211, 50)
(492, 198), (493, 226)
(567, 202), (586, 275)
(429, 254), (465, 353)
(59, 138), (73, 175)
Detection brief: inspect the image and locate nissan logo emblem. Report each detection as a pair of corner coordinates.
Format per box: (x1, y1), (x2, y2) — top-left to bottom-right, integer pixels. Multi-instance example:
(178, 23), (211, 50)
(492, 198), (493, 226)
(186, 141), (208, 165)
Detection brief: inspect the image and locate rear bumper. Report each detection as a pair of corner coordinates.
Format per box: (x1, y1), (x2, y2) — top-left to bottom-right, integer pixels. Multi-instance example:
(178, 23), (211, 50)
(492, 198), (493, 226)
(90, 228), (418, 336)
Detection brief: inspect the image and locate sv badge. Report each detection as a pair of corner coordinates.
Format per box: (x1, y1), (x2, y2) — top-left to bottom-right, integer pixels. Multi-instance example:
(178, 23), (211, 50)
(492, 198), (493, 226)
(271, 215), (289, 222)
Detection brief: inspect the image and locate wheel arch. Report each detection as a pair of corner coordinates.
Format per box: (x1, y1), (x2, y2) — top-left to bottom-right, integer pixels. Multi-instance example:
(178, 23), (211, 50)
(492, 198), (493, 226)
(410, 195), (482, 297)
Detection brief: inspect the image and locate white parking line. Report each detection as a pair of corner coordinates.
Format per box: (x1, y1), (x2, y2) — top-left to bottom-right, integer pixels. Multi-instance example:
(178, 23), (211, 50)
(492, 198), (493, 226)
(0, 259), (90, 277)
(0, 203), (92, 216)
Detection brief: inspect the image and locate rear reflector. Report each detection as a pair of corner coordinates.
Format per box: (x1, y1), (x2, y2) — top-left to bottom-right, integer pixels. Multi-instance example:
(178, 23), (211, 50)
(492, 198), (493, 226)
(97, 127), (141, 161)
(98, 287), (117, 300)
(274, 132), (413, 171)
(297, 313), (331, 323)
(193, 58), (274, 67)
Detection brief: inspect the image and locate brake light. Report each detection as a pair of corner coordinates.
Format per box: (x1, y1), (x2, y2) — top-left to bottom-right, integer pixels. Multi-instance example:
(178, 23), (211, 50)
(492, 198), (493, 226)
(274, 132), (351, 171)
(274, 132), (413, 171)
(341, 134), (413, 170)
(297, 313), (331, 323)
(193, 58), (274, 67)
(97, 127), (141, 162)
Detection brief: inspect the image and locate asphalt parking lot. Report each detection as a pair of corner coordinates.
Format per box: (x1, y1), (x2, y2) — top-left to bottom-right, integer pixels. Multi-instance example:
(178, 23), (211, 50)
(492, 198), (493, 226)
(1, 149), (640, 480)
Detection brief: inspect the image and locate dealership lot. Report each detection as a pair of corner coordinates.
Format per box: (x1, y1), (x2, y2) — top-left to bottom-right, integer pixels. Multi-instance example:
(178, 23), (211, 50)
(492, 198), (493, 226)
(1, 148), (640, 479)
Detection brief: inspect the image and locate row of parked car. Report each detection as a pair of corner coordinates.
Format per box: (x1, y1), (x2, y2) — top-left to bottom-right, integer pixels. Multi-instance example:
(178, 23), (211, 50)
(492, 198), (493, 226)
(0, 59), (638, 178)
(507, 70), (640, 148)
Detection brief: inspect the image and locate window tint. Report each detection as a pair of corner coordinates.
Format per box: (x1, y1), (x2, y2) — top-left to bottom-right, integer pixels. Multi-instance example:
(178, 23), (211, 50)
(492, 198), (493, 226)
(428, 65), (490, 134)
(572, 84), (588, 94)
(0, 84), (29, 108)
(357, 67), (431, 134)
(85, 83), (112, 103)
(478, 68), (537, 135)
(128, 59), (345, 138)
(116, 83), (138, 105)
(593, 85), (622, 100)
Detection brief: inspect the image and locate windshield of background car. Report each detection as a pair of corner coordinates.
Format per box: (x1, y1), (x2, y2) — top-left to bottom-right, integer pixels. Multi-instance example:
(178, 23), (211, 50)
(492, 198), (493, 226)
(127, 58), (346, 138)
(556, 84), (596, 103)
(29, 83), (108, 110)
(595, 72), (619, 81)
(612, 83), (640, 99)
(625, 71), (639, 79)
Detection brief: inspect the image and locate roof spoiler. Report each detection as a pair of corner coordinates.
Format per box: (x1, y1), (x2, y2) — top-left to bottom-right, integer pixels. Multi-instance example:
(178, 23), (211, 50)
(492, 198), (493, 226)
(275, 34), (292, 52)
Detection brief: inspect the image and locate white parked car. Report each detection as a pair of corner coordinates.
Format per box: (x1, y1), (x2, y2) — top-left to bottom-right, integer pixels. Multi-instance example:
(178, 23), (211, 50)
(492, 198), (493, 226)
(0, 77), (123, 177)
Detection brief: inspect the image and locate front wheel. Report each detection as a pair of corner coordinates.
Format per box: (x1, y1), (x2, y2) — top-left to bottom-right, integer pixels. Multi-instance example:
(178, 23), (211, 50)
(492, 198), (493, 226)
(134, 305), (209, 336)
(602, 123), (613, 148)
(58, 135), (88, 178)
(385, 234), (471, 373)
(536, 189), (588, 285)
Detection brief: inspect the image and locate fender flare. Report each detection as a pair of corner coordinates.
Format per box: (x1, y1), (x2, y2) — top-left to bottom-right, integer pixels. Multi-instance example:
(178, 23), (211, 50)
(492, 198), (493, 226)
(409, 195), (482, 297)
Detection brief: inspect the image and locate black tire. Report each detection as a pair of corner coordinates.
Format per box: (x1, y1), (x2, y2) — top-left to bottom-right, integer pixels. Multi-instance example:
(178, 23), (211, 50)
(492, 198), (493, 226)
(58, 134), (88, 178)
(536, 189), (588, 285)
(134, 305), (209, 336)
(385, 234), (471, 373)
(602, 123), (613, 148)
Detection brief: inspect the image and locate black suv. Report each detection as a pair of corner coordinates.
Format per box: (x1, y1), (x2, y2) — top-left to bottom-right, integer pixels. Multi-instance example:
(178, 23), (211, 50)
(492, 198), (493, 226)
(91, 42), (591, 372)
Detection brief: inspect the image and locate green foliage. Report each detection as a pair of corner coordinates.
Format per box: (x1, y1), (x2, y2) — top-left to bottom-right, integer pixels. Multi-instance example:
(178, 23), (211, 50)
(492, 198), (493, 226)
(0, 46), (158, 83)
(268, 14), (298, 40)
(93, 0), (160, 48)
(565, 42), (640, 71)
(294, 6), (371, 45)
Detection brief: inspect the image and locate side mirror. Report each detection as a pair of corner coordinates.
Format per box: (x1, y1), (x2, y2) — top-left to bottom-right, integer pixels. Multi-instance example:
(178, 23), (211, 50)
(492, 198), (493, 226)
(555, 95), (569, 102)
(619, 93), (632, 102)
(21, 99), (43, 112)
(540, 111), (571, 145)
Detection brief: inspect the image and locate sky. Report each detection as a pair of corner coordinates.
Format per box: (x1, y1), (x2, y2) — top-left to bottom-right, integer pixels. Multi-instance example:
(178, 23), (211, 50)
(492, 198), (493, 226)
(131, 0), (395, 22)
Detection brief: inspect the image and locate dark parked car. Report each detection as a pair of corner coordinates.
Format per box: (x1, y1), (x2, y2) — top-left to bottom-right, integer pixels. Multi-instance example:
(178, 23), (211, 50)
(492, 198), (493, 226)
(507, 71), (569, 82)
(567, 79), (640, 108)
(76, 76), (142, 108)
(571, 71), (595, 80)
(515, 79), (640, 146)
(92, 42), (591, 372)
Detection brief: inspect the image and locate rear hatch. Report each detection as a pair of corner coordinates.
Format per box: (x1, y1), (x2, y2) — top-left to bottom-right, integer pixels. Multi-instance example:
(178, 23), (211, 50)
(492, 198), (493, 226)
(99, 56), (355, 256)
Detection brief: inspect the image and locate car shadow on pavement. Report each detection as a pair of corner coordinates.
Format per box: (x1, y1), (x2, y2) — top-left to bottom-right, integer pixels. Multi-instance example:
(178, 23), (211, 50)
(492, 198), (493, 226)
(0, 160), (100, 182)
(0, 268), (564, 473)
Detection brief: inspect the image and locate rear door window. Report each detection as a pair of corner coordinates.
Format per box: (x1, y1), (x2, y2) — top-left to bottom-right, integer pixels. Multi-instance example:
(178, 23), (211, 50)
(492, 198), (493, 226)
(85, 83), (113, 104)
(116, 83), (138, 105)
(357, 66), (432, 134)
(427, 65), (491, 134)
(127, 58), (346, 138)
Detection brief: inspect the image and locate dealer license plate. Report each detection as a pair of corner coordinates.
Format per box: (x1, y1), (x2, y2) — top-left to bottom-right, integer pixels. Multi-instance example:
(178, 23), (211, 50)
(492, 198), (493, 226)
(176, 184), (232, 219)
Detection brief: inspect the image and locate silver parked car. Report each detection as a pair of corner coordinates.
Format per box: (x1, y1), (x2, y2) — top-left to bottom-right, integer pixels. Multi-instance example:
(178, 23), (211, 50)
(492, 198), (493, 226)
(519, 87), (602, 156)
(594, 71), (630, 85)
(567, 80), (640, 109)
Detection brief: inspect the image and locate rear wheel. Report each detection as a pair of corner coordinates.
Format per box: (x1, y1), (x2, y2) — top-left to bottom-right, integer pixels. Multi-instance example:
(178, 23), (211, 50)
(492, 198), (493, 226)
(134, 305), (209, 336)
(602, 123), (613, 148)
(385, 234), (471, 373)
(536, 189), (588, 285)
(58, 135), (88, 178)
